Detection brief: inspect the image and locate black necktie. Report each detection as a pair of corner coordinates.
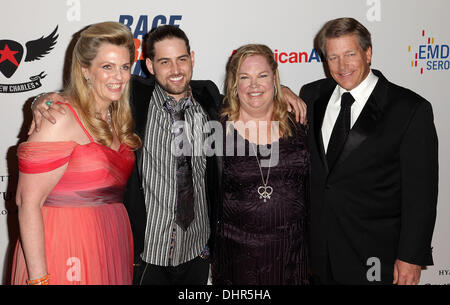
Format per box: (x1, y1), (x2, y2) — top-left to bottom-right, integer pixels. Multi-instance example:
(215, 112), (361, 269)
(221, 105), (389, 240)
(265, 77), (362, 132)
(164, 98), (195, 231)
(326, 92), (355, 170)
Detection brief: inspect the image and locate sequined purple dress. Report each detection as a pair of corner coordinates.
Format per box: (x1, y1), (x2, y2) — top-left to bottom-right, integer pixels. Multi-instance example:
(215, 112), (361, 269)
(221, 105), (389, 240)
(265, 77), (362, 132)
(212, 122), (310, 285)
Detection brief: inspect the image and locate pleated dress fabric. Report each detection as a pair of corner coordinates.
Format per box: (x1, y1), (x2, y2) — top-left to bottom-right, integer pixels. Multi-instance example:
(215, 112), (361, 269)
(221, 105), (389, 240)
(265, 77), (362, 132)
(11, 103), (135, 285)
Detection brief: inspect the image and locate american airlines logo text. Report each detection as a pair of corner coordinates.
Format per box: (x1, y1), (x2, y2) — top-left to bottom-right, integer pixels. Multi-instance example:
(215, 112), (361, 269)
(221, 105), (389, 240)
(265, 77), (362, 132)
(273, 48), (321, 64)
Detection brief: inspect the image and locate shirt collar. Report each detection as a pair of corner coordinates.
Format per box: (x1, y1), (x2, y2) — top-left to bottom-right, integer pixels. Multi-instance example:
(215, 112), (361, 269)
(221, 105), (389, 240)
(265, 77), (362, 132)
(153, 83), (194, 111)
(337, 70), (378, 107)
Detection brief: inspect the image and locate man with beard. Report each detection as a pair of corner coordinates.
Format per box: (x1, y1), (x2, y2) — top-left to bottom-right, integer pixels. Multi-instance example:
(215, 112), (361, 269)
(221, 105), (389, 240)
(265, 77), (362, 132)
(125, 25), (221, 285)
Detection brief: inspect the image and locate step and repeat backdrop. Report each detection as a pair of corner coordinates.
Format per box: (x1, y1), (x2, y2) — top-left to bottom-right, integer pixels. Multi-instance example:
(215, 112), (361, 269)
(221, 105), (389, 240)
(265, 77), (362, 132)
(0, 0), (449, 284)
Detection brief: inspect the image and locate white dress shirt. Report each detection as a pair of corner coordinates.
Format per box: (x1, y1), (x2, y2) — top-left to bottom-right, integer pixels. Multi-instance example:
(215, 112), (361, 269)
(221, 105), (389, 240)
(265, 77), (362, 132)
(322, 70), (379, 153)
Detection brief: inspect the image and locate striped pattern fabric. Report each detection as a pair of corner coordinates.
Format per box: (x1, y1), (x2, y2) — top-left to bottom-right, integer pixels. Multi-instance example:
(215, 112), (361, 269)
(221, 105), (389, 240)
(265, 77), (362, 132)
(140, 84), (210, 267)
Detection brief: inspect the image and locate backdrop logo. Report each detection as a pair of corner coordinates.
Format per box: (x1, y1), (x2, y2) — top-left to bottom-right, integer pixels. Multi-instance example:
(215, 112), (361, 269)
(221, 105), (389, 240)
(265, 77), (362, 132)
(408, 29), (449, 75)
(274, 48), (321, 64)
(438, 269), (450, 276)
(0, 26), (58, 93)
(119, 15), (183, 76)
(230, 48), (321, 64)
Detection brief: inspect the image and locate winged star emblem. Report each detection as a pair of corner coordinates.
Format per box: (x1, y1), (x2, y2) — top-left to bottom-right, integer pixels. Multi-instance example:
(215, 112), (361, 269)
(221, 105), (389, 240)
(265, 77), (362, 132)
(0, 26), (58, 78)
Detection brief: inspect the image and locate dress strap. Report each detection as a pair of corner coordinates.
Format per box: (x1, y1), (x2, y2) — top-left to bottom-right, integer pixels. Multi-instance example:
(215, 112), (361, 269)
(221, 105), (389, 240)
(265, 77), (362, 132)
(56, 102), (94, 143)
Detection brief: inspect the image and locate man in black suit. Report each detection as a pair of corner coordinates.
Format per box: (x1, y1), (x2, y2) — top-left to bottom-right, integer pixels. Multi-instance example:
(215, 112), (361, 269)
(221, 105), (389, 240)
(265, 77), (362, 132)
(300, 17), (438, 285)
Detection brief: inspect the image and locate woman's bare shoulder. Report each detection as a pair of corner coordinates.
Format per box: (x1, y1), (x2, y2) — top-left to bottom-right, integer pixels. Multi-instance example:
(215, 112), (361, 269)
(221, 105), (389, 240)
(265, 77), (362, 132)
(28, 104), (80, 143)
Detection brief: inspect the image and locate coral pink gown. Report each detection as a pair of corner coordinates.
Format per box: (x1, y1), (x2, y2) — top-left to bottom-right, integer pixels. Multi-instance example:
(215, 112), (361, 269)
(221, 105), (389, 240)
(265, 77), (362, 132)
(11, 103), (135, 285)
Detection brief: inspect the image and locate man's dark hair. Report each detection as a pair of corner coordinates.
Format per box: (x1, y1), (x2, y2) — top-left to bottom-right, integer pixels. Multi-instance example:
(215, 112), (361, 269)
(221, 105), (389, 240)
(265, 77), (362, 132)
(145, 25), (190, 60)
(315, 17), (372, 59)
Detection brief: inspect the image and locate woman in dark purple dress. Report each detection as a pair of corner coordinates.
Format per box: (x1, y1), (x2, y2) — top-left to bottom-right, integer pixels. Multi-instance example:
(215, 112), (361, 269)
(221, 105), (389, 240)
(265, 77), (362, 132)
(212, 44), (309, 285)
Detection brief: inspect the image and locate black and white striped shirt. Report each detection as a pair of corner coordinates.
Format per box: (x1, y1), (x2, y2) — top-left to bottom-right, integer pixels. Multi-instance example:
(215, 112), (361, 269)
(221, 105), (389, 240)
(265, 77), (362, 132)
(140, 84), (210, 267)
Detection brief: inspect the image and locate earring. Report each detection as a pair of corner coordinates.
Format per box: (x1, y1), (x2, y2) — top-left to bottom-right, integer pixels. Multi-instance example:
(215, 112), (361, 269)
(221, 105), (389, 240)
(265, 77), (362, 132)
(85, 76), (91, 88)
(274, 84), (277, 97)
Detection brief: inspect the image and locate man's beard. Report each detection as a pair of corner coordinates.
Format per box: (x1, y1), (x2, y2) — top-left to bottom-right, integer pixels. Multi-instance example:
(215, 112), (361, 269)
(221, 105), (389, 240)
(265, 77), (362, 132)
(162, 82), (189, 96)
(158, 73), (191, 99)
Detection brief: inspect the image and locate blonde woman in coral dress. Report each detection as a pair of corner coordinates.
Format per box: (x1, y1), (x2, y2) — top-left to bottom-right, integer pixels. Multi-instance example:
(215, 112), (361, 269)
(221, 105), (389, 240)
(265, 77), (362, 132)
(11, 22), (141, 285)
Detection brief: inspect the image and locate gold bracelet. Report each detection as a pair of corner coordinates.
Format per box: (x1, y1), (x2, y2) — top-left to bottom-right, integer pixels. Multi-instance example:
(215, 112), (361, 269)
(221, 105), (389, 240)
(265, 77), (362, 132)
(27, 274), (50, 285)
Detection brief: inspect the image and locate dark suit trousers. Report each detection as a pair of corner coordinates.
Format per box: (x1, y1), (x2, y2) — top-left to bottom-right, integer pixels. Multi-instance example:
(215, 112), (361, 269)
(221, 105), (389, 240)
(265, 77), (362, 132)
(133, 256), (210, 285)
(312, 251), (341, 285)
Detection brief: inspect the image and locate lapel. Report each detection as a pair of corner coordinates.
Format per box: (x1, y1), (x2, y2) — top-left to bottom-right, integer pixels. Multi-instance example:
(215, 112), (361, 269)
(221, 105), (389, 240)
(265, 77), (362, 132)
(314, 85), (335, 172)
(130, 76), (156, 180)
(131, 77), (155, 140)
(191, 84), (219, 121)
(332, 69), (390, 170)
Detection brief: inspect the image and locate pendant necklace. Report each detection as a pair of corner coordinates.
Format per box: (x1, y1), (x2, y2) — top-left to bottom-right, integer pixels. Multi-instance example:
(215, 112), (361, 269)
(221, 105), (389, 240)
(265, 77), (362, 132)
(106, 110), (113, 132)
(250, 142), (273, 202)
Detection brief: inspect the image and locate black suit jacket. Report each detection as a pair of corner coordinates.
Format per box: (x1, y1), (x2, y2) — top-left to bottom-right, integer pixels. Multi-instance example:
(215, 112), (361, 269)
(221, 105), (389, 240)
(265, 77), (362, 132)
(123, 75), (223, 262)
(300, 70), (438, 284)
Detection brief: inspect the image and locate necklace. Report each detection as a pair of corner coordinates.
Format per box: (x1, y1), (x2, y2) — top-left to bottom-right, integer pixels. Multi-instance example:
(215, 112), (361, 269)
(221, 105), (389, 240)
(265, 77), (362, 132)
(250, 142), (273, 202)
(106, 110), (113, 132)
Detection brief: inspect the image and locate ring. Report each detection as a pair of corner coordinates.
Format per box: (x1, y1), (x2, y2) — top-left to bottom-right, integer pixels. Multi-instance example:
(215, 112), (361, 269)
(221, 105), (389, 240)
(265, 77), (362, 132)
(45, 100), (52, 106)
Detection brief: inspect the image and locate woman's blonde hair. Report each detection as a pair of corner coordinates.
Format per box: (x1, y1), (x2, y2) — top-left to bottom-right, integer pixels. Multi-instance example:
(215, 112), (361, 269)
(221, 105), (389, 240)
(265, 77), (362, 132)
(221, 44), (294, 139)
(64, 21), (141, 149)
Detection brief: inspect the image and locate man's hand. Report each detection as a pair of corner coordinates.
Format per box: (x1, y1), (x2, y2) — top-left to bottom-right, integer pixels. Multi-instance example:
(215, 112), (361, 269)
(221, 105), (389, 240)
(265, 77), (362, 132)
(28, 92), (67, 135)
(280, 86), (307, 125)
(393, 259), (422, 285)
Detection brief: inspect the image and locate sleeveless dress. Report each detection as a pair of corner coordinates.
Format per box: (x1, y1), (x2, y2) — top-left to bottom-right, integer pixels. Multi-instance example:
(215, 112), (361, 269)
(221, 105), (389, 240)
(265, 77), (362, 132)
(212, 121), (310, 285)
(11, 103), (135, 285)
